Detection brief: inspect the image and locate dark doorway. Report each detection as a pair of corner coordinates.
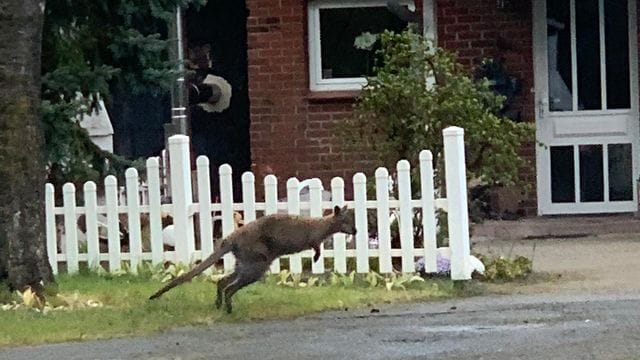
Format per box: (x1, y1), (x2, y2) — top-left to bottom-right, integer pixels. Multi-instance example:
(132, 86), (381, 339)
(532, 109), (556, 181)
(185, 0), (251, 201)
(110, 92), (170, 159)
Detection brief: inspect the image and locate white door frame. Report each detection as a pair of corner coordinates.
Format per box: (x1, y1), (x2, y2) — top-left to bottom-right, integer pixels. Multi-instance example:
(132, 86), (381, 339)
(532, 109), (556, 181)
(533, 0), (640, 215)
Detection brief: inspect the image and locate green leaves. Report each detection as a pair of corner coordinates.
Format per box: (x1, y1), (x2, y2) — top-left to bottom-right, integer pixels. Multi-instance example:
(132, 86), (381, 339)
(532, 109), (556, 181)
(476, 255), (533, 282)
(42, 0), (204, 188)
(343, 29), (534, 189)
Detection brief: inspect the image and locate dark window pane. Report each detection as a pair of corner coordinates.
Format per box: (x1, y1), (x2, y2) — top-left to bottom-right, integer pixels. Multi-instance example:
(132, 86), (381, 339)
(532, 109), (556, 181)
(551, 146), (575, 203)
(579, 145), (604, 202)
(608, 143), (633, 201)
(319, 7), (407, 79)
(576, 0), (602, 110)
(605, 0), (630, 109)
(547, 0), (573, 111)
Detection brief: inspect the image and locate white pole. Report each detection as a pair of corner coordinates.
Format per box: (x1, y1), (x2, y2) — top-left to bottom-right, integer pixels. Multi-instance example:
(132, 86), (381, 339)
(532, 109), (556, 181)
(443, 126), (471, 280)
(168, 134), (195, 264)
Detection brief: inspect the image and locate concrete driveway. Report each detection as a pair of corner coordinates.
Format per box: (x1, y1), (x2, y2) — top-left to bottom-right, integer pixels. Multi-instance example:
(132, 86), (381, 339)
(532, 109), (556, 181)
(472, 233), (640, 294)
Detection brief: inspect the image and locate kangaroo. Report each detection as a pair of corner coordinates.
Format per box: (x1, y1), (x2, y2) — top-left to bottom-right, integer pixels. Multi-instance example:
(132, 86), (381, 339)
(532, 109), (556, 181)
(149, 205), (356, 313)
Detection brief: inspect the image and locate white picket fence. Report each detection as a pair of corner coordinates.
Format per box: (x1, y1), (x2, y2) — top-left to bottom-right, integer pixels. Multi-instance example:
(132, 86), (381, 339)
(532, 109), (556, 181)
(45, 126), (472, 280)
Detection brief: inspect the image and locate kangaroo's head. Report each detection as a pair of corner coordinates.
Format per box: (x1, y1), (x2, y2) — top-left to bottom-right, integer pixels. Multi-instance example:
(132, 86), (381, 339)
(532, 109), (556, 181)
(332, 205), (357, 235)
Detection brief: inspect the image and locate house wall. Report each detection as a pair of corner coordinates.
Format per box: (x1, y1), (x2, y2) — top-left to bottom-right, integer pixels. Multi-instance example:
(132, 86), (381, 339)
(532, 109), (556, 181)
(246, 0), (537, 213)
(436, 0), (536, 214)
(246, 0), (379, 198)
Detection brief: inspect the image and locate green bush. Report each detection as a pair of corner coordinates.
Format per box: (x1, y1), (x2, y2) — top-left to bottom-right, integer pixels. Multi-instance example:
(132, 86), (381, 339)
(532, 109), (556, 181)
(344, 28), (534, 190)
(476, 254), (533, 282)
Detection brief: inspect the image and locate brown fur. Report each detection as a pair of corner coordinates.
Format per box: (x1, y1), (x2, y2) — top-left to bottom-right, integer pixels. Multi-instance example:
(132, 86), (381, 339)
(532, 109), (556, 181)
(149, 205), (356, 313)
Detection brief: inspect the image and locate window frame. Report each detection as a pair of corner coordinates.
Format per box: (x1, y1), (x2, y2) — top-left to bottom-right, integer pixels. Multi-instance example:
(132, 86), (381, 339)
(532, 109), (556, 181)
(307, 0), (420, 92)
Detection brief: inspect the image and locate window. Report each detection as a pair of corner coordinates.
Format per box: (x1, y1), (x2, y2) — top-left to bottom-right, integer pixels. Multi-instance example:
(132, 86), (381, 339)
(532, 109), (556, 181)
(307, 0), (416, 92)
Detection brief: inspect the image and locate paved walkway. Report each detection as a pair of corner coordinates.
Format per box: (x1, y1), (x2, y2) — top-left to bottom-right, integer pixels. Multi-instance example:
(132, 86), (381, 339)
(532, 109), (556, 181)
(472, 233), (640, 295)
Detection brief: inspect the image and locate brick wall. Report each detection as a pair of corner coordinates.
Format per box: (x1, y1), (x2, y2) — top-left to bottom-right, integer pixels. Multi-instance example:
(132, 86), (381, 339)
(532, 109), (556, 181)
(246, 0), (379, 198)
(437, 0), (537, 215)
(246, 0), (537, 212)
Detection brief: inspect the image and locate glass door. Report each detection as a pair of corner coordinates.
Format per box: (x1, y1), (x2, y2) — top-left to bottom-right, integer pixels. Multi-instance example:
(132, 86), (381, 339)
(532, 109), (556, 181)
(533, 0), (639, 214)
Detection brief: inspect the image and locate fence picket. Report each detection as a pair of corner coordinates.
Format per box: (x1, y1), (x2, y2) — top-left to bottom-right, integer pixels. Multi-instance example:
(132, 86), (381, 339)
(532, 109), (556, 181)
(264, 175), (280, 273)
(397, 160), (414, 273)
(331, 177), (347, 273)
(45, 184), (58, 274)
(286, 178), (302, 274)
(62, 183), (79, 273)
(219, 164), (236, 272)
(125, 168), (142, 273)
(353, 173), (369, 273)
(105, 175), (121, 271)
(375, 168), (393, 273)
(420, 150), (438, 273)
(309, 178), (324, 274)
(146, 157), (164, 265)
(84, 181), (100, 270)
(242, 172), (257, 223)
(197, 156), (214, 262)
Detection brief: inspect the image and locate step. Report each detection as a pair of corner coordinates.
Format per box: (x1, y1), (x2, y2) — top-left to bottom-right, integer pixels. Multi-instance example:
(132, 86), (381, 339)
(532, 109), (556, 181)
(470, 213), (640, 240)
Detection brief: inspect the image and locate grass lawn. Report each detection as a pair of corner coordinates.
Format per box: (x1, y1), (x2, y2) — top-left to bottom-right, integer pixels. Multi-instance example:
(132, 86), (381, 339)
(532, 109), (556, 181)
(0, 272), (479, 348)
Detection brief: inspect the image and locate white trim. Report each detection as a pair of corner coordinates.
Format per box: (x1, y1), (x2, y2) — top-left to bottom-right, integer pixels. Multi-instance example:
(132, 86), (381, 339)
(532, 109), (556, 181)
(570, 0), (578, 111)
(307, 0), (422, 92)
(598, 0), (607, 109)
(423, 0), (437, 43)
(533, 0), (550, 215)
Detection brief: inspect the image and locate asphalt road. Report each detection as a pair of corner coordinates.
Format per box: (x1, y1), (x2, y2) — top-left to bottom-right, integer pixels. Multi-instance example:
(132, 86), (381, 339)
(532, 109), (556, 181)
(2, 292), (640, 360)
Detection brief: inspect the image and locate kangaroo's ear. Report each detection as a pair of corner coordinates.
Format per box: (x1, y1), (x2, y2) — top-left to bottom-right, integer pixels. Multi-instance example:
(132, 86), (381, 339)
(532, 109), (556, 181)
(341, 205), (348, 214)
(333, 205), (341, 215)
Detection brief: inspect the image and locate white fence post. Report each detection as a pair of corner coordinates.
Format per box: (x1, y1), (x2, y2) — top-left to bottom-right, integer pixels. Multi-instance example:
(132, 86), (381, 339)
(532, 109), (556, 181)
(84, 181), (100, 270)
(443, 126), (471, 280)
(264, 175), (280, 273)
(286, 177), (302, 274)
(105, 175), (121, 271)
(310, 178), (325, 274)
(219, 164), (236, 271)
(420, 150), (438, 273)
(197, 156), (214, 262)
(146, 157), (164, 266)
(45, 184), (58, 275)
(125, 168), (142, 273)
(331, 177), (347, 273)
(62, 183), (79, 274)
(353, 173), (369, 273)
(375, 167), (393, 273)
(168, 135), (195, 264)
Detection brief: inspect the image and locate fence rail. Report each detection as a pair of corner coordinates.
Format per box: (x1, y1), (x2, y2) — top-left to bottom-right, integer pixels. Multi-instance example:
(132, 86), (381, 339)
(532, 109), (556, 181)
(45, 126), (472, 280)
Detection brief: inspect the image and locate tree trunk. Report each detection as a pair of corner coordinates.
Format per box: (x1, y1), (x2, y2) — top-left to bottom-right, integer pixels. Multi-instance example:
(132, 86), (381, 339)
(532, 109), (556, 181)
(0, 0), (54, 292)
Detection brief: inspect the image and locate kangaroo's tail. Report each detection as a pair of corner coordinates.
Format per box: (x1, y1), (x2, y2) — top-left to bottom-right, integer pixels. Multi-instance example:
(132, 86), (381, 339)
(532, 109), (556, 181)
(149, 240), (234, 300)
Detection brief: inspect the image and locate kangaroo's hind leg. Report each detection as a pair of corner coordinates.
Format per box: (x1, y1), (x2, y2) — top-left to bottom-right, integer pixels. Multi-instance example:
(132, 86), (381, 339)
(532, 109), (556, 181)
(215, 271), (238, 309)
(222, 260), (270, 314)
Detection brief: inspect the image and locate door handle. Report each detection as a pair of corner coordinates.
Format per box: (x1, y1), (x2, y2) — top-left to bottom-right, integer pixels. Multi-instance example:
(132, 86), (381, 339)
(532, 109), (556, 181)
(537, 99), (549, 118)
